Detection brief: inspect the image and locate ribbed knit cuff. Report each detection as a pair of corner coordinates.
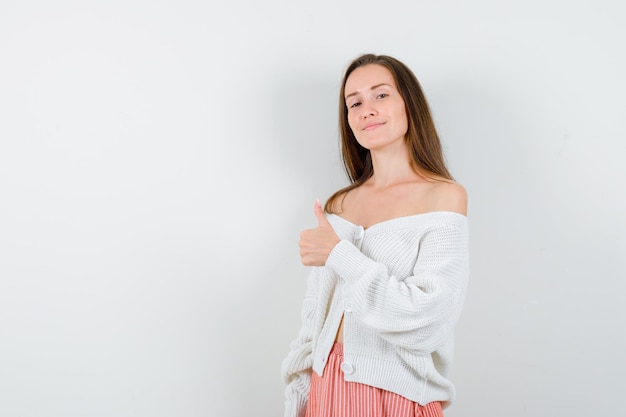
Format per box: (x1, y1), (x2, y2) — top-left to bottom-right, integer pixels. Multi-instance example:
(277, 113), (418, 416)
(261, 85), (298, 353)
(284, 396), (308, 417)
(326, 239), (378, 282)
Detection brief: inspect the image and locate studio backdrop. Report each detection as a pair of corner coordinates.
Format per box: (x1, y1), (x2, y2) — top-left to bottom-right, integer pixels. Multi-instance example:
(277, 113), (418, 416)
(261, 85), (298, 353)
(1, 1), (624, 416)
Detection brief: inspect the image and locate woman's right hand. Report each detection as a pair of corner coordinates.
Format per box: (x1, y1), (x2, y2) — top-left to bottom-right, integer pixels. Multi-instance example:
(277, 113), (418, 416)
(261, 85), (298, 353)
(299, 200), (340, 266)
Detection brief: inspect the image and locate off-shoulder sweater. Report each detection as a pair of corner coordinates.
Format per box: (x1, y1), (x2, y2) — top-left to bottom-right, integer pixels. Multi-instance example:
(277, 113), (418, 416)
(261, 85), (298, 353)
(281, 211), (469, 417)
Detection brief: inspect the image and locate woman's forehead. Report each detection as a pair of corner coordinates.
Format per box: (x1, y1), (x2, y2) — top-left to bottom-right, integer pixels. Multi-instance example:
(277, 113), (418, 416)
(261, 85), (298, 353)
(345, 64), (396, 96)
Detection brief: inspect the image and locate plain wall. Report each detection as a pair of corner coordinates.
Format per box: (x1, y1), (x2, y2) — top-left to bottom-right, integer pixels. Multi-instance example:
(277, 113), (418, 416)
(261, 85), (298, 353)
(1, 1), (625, 416)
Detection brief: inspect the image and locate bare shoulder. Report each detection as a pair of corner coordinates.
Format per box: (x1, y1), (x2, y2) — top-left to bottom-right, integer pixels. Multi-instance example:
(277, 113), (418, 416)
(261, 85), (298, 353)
(426, 180), (468, 216)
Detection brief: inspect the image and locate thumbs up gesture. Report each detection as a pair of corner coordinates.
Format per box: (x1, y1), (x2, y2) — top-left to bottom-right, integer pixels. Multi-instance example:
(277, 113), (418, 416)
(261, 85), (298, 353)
(299, 199), (340, 266)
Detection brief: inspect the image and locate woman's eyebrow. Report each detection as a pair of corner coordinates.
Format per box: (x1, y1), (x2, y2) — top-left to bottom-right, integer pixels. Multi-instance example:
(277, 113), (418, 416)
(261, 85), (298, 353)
(345, 83), (392, 100)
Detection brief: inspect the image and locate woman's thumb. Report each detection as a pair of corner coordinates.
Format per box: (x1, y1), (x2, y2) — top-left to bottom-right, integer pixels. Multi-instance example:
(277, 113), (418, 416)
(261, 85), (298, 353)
(314, 198), (328, 227)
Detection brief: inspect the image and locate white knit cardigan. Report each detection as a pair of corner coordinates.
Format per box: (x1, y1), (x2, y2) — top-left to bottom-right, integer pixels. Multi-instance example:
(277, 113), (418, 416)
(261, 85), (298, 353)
(281, 211), (469, 417)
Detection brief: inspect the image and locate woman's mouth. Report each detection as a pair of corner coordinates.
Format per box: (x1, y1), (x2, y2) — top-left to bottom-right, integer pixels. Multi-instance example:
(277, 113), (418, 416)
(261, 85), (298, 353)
(363, 122), (384, 131)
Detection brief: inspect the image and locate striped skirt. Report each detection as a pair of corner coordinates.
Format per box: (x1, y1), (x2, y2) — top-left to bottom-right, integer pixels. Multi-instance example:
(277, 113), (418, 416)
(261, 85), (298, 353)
(305, 343), (443, 417)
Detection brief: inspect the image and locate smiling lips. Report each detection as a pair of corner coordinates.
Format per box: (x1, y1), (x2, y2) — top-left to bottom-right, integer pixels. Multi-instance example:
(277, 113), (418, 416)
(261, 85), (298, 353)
(363, 122), (385, 131)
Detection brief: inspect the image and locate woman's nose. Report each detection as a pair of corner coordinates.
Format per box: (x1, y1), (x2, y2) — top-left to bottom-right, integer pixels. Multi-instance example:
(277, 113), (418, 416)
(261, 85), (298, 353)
(360, 103), (377, 118)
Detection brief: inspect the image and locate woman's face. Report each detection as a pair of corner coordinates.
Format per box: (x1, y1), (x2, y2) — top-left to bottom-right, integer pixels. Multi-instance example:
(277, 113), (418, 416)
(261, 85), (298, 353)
(344, 64), (408, 151)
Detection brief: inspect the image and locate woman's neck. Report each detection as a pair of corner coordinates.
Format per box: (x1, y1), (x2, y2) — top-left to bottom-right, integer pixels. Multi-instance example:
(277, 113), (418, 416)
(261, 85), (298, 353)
(368, 145), (422, 189)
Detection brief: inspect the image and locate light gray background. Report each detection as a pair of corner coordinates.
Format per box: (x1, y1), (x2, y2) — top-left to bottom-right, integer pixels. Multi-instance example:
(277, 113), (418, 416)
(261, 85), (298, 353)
(1, 1), (625, 416)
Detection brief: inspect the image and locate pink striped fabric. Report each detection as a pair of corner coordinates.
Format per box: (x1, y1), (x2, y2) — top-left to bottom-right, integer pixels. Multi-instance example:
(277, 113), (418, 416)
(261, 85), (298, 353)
(305, 343), (443, 417)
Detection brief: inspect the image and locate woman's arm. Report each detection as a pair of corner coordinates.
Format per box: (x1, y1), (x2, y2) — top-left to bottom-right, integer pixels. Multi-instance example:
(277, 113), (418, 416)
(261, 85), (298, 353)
(280, 267), (321, 417)
(327, 220), (469, 354)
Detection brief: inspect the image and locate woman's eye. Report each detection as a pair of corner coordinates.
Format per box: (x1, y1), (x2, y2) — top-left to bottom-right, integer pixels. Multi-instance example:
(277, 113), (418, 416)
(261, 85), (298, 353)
(377, 93), (388, 99)
(349, 102), (361, 108)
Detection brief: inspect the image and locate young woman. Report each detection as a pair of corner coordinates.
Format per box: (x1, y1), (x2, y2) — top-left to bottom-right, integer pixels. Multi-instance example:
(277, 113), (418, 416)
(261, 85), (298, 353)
(281, 54), (469, 417)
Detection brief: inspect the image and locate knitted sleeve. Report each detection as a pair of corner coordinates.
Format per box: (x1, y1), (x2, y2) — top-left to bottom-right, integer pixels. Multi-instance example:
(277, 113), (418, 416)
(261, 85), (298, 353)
(280, 267), (320, 417)
(325, 221), (469, 355)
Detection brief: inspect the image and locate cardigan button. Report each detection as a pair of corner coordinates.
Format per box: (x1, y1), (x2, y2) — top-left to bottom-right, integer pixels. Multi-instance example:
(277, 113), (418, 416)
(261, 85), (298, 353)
(340, 362), (354, 375)
(344, 300), (353, 312)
